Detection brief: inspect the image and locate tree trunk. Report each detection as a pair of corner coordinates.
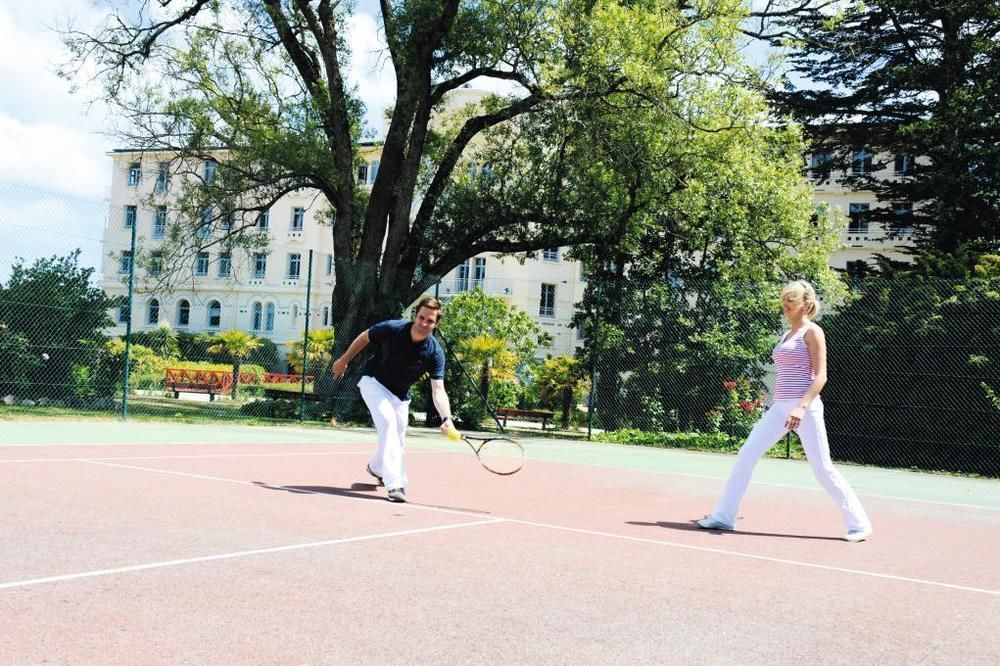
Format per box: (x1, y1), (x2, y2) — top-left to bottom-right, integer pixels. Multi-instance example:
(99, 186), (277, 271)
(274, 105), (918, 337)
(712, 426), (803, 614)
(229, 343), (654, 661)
(231, 360), (240, 399)
(561, 386), (573, 429)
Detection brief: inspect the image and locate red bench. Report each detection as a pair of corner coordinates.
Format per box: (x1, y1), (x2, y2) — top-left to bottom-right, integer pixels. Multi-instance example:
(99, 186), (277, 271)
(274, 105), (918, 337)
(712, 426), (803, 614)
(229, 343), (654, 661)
(496, 407), (555, 430)
(164, 369), (227, 400)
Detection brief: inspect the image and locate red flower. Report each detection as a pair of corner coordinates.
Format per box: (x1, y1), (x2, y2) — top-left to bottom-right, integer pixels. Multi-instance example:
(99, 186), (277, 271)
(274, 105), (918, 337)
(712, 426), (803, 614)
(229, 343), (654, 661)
(723, 381), (738, 390)
(739, 401), (754, 413)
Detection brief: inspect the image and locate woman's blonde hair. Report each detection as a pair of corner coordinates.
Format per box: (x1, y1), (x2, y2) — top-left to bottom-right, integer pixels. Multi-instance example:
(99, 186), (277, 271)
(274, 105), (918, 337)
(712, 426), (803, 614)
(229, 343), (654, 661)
(781, 280), (820, 318)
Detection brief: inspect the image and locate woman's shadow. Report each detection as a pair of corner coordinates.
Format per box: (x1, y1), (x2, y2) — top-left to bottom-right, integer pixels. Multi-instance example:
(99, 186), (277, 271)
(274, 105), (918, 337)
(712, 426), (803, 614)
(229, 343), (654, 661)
(626, 520), (842, 541)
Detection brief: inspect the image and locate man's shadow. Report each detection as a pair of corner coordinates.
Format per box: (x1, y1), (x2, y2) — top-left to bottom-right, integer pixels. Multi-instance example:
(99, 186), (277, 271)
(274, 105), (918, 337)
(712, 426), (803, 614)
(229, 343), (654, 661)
(252, 481), (491, 514)
(626, 520), (843, 542)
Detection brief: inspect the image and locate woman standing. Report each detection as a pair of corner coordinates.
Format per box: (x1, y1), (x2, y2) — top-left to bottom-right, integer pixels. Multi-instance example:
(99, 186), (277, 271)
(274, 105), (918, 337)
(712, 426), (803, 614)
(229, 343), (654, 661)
(696, 281), (873, 542)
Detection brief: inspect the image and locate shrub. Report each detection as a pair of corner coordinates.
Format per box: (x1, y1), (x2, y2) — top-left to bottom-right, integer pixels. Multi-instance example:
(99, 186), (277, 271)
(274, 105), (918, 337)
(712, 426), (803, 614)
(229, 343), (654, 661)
(596, 428), (741, 452)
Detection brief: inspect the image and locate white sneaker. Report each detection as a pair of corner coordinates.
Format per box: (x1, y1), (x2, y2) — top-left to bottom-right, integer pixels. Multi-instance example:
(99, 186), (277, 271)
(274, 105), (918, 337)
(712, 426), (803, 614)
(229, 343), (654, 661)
(844, 527), (872, 542)
(696, 516), (734, 531)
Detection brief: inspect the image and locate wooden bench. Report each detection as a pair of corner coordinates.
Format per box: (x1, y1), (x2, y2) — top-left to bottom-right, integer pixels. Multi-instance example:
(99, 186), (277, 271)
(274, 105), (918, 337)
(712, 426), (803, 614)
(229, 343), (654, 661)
(165, 381), (220, 401)
(496, 407), (555, 430)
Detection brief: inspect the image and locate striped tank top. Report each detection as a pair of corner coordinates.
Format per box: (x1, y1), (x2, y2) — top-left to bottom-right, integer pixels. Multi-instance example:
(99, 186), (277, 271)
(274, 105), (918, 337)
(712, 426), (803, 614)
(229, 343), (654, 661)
(772, 323), (816, 399)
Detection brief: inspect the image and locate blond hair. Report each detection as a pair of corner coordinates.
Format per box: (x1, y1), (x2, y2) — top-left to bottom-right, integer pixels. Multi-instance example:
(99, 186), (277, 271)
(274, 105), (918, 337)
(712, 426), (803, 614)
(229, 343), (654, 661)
(781, 281), (820, 318)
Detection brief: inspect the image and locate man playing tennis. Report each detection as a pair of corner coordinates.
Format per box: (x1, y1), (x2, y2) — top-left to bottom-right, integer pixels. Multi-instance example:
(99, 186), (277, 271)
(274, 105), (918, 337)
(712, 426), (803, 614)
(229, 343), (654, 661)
(332, 297), (455, 503)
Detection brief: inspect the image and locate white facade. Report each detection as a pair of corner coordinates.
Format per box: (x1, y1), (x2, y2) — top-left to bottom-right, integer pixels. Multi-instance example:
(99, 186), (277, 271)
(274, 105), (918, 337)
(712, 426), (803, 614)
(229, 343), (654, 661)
(100, 148), (586, 359)
(810, 147), (917, 272)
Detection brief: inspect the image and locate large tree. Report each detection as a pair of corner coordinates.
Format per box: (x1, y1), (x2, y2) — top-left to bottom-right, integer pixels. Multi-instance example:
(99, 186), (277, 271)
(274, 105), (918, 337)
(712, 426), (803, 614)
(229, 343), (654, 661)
(61, 0), (763, 366)
(748, 0), (1000, 253)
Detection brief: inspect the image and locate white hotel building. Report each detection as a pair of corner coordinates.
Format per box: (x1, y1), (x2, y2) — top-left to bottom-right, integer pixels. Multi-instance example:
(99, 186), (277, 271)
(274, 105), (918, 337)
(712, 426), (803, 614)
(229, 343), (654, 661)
(100, 149), (587, 361)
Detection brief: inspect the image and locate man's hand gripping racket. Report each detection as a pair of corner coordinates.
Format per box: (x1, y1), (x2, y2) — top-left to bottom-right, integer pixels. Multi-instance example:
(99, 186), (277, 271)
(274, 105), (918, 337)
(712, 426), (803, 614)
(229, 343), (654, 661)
(443, 421), (525, 475)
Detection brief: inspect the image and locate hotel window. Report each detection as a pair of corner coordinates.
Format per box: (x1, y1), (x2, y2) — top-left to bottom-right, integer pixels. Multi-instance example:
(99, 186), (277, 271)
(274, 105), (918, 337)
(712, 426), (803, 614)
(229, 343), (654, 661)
(848, 203), (870, 234)
(152, 206), (167, 238)
(118, 251), (132, 274)
(357, 163), (368, 184)
(118, 302), (130, 324)
(252, 302), (262, 331)
(253, 253), (267, 278)
(265, 303), (275, 331)
(197, 207), (212, 239)
(195, 252), (210, 276)
(207, 300), (221, 328)
(149, 251), (163, 277)
(322, 306), (330, 326)
(177, 300), (190, 327)
(892, 203), (914, 235)
(221, 210), (233, 231)
(851, 149), (873, 175)
(369, 160), (379, 183)
(326, 254), (333, 276)
(127, 163), (140, 186)
(291, 207), (304, 231)
(147, 299), (159, 325)
(218, 252), (232, 278)
(473, 257), (486, 288)
(539, 284), (556, 317)
(287, 253), (302, 279)
(155, 162), (169, 193)
(204, 159), (217, 183)
(455, 259), (470, 292)
(542, 248), (559, 262)
(894, 154), (913, 176)
(124, 205), (136, 229)
(810, 151), (833, 179)
(257, 209), (270, 231)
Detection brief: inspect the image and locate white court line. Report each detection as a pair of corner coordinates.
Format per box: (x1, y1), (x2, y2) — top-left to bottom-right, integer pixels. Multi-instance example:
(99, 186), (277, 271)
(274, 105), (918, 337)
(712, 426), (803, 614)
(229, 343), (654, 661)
(0, 519), (503, 591)
(56, 459), (1000, 598)
(524, 451), (1000, 512)
(0, 450), (455, 464)
(502, 518), (1000, 597)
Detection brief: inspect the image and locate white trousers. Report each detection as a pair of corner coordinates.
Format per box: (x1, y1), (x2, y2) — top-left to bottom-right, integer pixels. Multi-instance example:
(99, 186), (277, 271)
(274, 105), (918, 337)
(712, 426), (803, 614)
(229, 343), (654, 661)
(358, 376), (410, 490)
(710, 398), (871, 532)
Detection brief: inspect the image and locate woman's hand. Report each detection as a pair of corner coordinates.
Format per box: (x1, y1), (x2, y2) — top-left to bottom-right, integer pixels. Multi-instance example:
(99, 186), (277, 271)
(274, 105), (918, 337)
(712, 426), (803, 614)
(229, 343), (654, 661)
(785, 405), (806, 431)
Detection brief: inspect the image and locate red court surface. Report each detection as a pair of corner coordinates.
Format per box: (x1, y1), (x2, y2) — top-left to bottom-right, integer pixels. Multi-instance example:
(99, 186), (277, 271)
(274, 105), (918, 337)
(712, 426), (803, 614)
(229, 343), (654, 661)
(1, 435), (998, 664)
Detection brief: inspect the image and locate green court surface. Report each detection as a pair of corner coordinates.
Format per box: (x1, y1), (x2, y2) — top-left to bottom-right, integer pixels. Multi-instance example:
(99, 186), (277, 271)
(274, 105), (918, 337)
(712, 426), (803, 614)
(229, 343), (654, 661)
(2, 418), (997, 510)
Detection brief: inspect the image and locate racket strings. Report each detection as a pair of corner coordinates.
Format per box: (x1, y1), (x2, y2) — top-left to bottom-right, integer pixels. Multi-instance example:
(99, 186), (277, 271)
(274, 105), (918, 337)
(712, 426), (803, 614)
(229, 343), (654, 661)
(476, 437), (525, 475)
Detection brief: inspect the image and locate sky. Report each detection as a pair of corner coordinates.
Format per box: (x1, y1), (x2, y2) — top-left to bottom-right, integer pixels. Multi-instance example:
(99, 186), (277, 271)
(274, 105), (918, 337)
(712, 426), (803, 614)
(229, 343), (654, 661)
(0, 1), (775, 283)
(0, 0), (399, 282)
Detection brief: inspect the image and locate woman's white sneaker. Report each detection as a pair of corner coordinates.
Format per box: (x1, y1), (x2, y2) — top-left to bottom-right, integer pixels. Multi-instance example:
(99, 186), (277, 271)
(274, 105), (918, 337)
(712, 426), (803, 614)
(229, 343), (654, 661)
(696, 516), (734, 531)
(844, 527), (872, 542)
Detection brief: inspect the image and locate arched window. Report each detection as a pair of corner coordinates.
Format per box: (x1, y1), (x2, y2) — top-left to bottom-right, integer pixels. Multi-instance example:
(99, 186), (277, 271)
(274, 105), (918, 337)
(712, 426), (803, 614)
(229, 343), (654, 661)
(177, 299), (190, 326)
(291, 304), (299, 319)
(147, 298), (159, 325)
(265, 303), (275, 331)
(207, 300), (221, 328)
(322, 306), (330, 326)
(252, 302), (262, 331)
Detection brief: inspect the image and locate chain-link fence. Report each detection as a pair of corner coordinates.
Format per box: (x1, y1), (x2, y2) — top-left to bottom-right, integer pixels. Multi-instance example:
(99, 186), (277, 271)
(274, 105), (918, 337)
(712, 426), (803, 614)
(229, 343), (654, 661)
(2, 180), (998, 476)
(580, 276), (1000, 477)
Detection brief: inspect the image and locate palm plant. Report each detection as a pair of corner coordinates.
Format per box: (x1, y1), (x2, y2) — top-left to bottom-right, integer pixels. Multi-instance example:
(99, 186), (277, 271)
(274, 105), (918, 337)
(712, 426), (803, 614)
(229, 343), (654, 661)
(285, 328), (335, 376)
(207, 329), (262, 399)
(457, 334), (517, 422)
(534, 356), (589, 429)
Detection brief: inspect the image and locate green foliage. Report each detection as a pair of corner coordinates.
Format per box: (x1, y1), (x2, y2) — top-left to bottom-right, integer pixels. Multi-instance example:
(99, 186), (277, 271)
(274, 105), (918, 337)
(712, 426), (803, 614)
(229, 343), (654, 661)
(0, 252), (113, 399)
(175, 330), (281, 372)
(238, 398), (330, 421)
(129, 324), (180, 359)
(208, 329), (264, 398)
(435, 288), (549, 427)
(762, 0), (1000, 251)
(0, 326), (40, 396)
(595, 429), (741, 452)
(706, 379), (768, 441)
(534, 356), (589, 428)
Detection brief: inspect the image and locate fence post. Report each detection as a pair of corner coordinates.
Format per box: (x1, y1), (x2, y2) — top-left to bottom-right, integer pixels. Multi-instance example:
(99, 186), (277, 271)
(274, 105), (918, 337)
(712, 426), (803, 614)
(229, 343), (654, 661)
(121, 216), (138, 421)
(587, 280), (602, 441)
(300, 249), (313, 421)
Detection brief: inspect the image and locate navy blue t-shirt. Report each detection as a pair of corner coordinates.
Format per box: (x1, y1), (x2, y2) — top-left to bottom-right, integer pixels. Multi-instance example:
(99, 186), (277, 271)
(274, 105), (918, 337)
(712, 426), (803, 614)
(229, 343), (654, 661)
(363, 319), (446, 400)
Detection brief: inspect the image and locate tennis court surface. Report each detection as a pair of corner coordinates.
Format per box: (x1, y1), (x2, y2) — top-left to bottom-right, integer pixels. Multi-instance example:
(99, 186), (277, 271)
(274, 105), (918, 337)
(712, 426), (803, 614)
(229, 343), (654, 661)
(2, 420), (998, 664)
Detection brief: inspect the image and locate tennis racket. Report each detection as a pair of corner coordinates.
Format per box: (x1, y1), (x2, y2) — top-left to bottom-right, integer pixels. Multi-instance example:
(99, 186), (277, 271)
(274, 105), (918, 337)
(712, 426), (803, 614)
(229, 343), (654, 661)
(459, 435), (525, 475)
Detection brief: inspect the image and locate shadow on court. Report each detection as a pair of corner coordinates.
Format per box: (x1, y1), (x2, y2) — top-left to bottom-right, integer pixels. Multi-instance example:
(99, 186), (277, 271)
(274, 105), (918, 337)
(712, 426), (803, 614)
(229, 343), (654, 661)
(626, 520), (843, 542)
(251, 481), (492, 515)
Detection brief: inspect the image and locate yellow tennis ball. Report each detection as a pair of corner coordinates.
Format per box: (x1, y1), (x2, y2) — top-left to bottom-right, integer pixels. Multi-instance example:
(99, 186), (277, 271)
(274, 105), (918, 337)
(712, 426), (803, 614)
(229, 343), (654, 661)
(445, 425), (462, 441)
